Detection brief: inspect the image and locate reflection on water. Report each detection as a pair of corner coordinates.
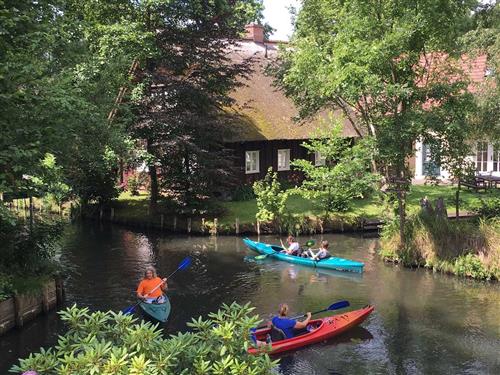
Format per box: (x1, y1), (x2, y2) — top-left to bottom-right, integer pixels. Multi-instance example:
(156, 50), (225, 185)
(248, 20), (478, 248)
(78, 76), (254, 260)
(1, 223), (499, 374)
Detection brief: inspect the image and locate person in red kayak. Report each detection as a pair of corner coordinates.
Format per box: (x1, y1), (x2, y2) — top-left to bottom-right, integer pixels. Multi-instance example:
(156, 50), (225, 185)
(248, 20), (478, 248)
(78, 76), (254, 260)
(271, 303), (312, 339)
(136, 267), (167, 304)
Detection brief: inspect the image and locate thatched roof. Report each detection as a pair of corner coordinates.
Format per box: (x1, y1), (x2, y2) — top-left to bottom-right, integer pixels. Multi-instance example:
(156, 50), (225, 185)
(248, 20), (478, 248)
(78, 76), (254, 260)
(225, 41), (359, 142)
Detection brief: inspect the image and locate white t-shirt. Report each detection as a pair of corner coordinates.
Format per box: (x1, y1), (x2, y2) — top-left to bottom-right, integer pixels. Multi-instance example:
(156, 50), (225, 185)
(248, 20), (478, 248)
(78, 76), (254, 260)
(316, 248), (329, 259)
(288, 242), (300, 252)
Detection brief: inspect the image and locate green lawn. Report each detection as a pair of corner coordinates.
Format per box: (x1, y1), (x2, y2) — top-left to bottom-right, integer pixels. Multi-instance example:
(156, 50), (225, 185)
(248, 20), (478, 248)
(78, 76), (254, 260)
(114, 185), (499, 226)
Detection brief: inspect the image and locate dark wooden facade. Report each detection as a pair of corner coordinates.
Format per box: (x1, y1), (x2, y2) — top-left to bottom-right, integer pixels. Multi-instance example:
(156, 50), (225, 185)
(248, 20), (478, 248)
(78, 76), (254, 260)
(227, 139), (315, 186)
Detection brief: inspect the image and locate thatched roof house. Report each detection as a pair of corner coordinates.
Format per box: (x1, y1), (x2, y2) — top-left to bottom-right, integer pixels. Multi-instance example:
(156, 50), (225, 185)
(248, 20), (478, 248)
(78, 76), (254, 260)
(226, 24), (358, 185)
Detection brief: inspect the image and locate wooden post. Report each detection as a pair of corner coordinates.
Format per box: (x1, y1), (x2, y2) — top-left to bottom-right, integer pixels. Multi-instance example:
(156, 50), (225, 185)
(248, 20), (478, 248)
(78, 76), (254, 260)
(55, 278), (64, 304)
(29, 196), (34, 230)
(0, 297), (15, 335)
(201, 218), (205, 234)
(42, 280), (57, 313)
(257, 220), (260, 236)
(173, 216), (177, 231)
(213, 218), (218, 236)
(187, 218), (192, 234)
(235, 217), (239, 235)
(160, 214), (164, 229)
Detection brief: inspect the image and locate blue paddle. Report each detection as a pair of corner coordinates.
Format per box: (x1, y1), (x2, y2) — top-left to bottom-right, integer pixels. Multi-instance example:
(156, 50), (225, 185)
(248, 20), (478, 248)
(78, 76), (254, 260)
(123, 256), (192, 315)
(290, 300), (350, 319)
(255, 300), (350, 329)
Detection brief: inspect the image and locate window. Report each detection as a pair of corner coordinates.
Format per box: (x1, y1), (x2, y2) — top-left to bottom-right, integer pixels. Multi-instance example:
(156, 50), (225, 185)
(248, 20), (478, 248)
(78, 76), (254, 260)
(245, 150), (259, 174)
(493, 146), (500, 172)
(315, 151), (326, 166)
(277, 149), (290, 171)
(475, 141), (488, 172)
(422, 143), (440, 176)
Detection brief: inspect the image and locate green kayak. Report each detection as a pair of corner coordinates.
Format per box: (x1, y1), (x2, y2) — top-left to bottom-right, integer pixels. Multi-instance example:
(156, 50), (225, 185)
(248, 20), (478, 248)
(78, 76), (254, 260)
(139, 296), (171, 323)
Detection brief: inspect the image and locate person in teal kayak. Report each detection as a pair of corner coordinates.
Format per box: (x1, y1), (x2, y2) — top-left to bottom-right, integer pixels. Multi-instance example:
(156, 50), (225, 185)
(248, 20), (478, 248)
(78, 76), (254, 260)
(271, 303), (312, 339)
(136, 267), (167, 304)
(307, 240), (331, 260)
(281, 235), (301, 256)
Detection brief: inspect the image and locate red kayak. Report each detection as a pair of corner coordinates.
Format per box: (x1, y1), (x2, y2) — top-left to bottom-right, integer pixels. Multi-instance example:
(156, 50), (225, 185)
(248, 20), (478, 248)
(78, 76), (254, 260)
(248, 305), (374, 355)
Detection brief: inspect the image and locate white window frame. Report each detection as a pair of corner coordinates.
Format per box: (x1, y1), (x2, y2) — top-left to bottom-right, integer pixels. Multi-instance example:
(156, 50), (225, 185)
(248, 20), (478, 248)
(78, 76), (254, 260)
(475, 141), (488, 173)
(245, 150), (260, 174)
(493, 145), (500, 172)
(315, 151), (326, 166)
(277, 149), (291, 171)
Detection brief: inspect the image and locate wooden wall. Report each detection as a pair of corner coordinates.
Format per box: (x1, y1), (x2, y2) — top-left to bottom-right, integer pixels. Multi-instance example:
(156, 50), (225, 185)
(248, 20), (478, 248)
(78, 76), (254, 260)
(227, 139), (314, 186)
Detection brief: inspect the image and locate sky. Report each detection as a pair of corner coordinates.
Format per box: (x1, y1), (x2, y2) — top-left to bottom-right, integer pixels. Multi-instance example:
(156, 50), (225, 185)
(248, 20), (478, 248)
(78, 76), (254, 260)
(263, 0), (496, 40)
(262, 0), (301, 41)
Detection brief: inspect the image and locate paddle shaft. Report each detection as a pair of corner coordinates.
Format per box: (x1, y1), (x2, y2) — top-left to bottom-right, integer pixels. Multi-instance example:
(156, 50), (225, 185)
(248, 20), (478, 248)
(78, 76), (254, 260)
(255, 300), (349, 329)
(291, 307), (328, 320)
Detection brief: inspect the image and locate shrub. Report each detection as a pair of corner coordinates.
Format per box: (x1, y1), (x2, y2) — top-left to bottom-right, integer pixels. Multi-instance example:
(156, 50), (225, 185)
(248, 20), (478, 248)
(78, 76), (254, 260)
(253, 168), (288, 226)
(10, 302), (278, 375)
(127, 176), (140, 196)
(0, 274), (13, 301)
(291, 123), (379, 215)
(453, 253), (489, 279)
(469, 197), (500, 218)
(231, 185), (255, 201)
(0, 205), (65, 299)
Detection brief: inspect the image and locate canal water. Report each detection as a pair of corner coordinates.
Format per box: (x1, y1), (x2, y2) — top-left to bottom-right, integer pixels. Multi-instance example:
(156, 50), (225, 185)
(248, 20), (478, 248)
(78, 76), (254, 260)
(1, 223), (499, 374)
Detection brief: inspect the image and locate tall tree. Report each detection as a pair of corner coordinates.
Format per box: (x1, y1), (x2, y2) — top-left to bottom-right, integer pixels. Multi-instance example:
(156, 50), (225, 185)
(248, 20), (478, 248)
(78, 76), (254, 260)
(271, 0), (476, 245)
(130, 0), (264, 211)
(0, 0), (151, 206)
(461, 2), (499, 142)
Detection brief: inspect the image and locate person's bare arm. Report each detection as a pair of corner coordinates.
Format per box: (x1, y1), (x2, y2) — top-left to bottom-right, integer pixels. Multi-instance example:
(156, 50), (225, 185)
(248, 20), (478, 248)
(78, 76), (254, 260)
(294, 312), (312, 329)
(160, 278), (168, 291)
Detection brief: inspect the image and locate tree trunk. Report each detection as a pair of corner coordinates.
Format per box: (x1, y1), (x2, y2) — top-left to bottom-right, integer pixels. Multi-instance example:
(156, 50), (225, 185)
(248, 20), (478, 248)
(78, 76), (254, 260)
(455, 180), (460, 219)
(147, 139), (158, 214)
(184, 148), (191, 203)
(397, 190), (406, 247)
(29, 195), (33, 233)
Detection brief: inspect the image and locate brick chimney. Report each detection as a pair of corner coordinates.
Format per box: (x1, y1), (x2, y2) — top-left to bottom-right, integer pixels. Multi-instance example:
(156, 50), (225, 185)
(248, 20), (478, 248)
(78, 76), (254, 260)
(244, 23), (265, 43)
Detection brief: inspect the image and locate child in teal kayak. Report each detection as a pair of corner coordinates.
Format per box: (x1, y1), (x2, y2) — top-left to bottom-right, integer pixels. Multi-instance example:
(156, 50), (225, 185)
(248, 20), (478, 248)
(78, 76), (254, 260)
(271, 303), (312, 339)
(306, 240), (331, 260)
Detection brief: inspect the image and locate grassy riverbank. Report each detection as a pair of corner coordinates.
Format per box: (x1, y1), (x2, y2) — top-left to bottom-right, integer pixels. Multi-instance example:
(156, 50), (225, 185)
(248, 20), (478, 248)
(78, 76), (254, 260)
(110, 185), (500, 228)
(380, 214), (500, 280)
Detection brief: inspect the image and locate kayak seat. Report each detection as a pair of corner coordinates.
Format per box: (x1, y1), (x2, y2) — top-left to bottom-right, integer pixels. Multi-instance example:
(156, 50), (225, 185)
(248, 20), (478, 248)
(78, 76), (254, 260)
(270, 325), (287, 342)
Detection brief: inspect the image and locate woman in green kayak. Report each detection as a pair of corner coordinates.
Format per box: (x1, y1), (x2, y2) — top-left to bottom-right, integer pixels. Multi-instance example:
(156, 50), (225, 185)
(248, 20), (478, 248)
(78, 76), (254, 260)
(136, 267), (167, 304)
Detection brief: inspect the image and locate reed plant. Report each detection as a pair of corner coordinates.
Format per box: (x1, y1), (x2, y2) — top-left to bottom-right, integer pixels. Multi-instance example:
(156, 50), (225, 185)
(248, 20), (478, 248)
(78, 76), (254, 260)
(380, 213), (499, 280)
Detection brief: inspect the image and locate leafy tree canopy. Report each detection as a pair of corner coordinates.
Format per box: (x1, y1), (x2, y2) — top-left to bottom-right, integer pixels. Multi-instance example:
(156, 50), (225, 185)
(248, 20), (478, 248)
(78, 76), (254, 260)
(271, 0), (478, 243)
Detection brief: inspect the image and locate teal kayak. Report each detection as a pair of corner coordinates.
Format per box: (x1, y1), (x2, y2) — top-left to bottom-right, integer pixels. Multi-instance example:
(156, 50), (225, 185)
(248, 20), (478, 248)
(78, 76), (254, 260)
(243, 238), (364, 273)
(139, 296), (171, 323)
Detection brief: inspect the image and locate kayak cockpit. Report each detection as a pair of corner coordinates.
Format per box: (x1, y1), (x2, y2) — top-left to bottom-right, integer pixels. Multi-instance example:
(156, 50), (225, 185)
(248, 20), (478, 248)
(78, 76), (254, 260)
(253, 319), (324, 344)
